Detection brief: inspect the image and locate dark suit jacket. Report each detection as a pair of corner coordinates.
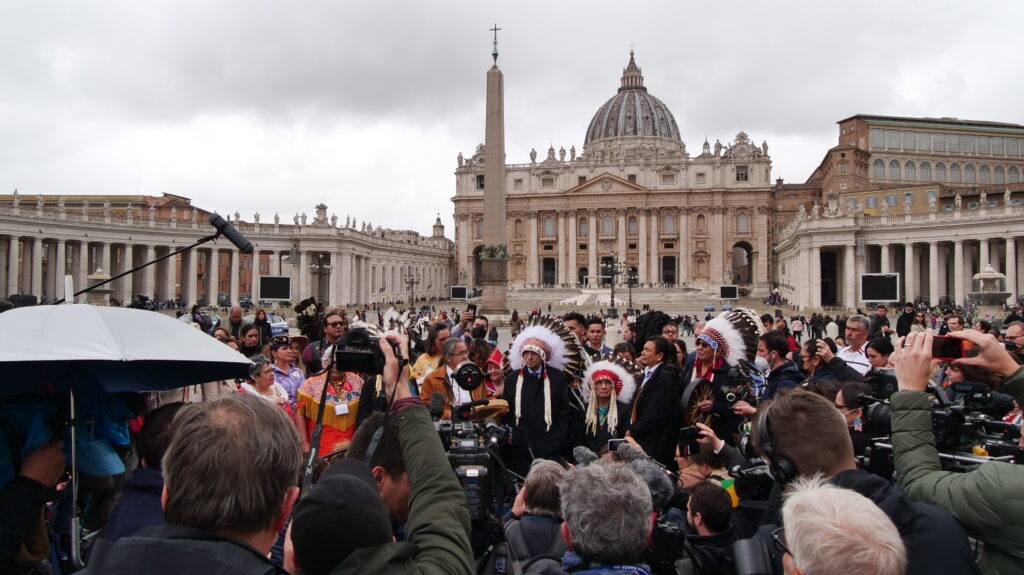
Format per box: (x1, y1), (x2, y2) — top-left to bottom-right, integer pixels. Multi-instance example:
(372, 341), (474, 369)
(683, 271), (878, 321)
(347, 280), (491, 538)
(630, 362), (682, 470)
(502, 366), (571, 477)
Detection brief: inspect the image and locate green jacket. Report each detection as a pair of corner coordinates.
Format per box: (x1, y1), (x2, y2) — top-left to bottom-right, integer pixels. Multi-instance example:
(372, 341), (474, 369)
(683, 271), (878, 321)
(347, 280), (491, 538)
(890, 367), (1024, 575)
(332, 404), (474, 575)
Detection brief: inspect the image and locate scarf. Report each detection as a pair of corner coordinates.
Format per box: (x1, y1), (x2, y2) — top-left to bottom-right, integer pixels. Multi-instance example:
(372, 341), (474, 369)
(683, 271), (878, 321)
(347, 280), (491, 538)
(515, 365), (552, 431)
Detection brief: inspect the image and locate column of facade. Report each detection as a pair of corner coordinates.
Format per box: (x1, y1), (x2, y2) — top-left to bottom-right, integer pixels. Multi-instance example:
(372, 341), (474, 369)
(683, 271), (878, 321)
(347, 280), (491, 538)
(567, 211), (578, 287)
(206, 249), (218, 307)
(1006, 238), (1017, 304)
(329, 251), (342, 307)
(527, 213), (538, 286)
(616, 210), (627, 268)
(100, 242), (111, 275)
(879, 243), (890, 274)
(979, 239), (990, 270)
(638, 209), (648, 284)
(797, 246), (811, 309)
(5, 237), (17, 298)
(296, 250), (308, 300)
(963, 242), (976, 299)
(185, 249), (198, 306)
(78, 242), (90, 302)
(936, 244), (948, 304)
(229, 249), (240, 305)
(953, 240), (964, 305)
(711, 208), (725, 284)
(678, 209), (689, 285)
(904, 244), (916, 304)
(809, 245), (821, 309)
(587, 210), (598, 287)
(924, 242), (937, 306)
(164, 251), (177, 303)
(339, 252), (353, 305)
(30, 237), (43, 298)
(556, 214), (567, 285)
(755, 208), (770, 285)
(649, 212), (658, 285)
(120, 244), (133, 304)
(362, 256), (371, 304)
(144, 245), (156, 299)
(844, 244), (857, 308)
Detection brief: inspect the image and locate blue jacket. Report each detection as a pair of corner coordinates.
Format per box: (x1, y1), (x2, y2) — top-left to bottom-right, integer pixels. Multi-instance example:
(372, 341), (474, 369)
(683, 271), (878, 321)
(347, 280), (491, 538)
(99, 467), (165, 543)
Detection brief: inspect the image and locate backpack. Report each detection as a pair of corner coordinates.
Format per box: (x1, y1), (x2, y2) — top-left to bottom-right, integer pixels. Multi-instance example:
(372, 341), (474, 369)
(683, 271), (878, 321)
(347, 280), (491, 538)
(506, 518), (567, 574)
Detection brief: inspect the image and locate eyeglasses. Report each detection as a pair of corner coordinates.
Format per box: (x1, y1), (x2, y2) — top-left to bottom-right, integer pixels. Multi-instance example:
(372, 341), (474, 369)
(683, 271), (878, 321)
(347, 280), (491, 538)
(326, 321), (347, 328)
(662, 328), (678, 334)
(799, 355), (814, 361)
(771, 527), (791, 557)
(448, 350), (469, 357)
(695, 340), (710, 348)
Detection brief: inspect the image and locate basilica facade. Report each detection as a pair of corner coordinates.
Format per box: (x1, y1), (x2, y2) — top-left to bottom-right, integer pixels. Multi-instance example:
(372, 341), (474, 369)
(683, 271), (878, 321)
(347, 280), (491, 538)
(452, 53), (774, 297)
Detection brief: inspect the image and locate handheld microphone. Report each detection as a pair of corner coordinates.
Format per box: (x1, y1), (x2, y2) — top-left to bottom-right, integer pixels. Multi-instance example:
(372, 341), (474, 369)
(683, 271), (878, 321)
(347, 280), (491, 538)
(208, 213), (254, 254)
(428, 392), (445, 421)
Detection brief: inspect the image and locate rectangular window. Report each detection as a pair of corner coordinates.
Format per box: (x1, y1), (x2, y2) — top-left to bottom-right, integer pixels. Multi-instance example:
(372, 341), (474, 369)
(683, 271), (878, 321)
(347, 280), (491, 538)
(946, 134), (960, 152)
(886, 193), (897, 206)
(476, 175), (485, 190)
(1007, 139), (1019, 156)
(839, 183), (848, 190)
(976, 136), (989, 154)
(736, 165), (749, 182)
(627, 174), (637, 184)
(932, 133), (945, 152)
(902, 131), (915, 150)
(696, 173), (706, 185)
(847, 198), (858, 208)
(917, 132), (931, 151)
(926, 191), (936, 203)
(885, 130), (900, 149)
(578, 244), (587, 250)
(543, 245), (554, 251)
(990, 137), (1003, 155)
(904, 192), (914, 205)
(869, 128), (885, 149)
(944, 203), (954, 212)
(578, 176), (587, 185)
(840, 163), (848, 174)
(541, 177), (555, 188)
(628, 243), (637, 250)
(660, 173), (675, 185)
(663, 243), (674, 249)
(962, 135), (975, 153)
(513, 178), (523, 190)
(866, 196), (877, 208)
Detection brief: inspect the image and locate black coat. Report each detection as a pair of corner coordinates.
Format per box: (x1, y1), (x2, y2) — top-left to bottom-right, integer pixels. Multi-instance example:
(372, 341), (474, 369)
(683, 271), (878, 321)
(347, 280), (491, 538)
(831, 469), (981, 575)
(502, 366), (572, 477)
(630, 363), (682, 470)
(569, 400), (633, 455)
(85, 523), (289, 575)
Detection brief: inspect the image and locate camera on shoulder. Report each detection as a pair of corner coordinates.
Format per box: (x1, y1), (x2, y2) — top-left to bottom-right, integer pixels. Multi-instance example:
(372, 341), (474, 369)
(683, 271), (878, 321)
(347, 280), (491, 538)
(333, 327), (400, 374)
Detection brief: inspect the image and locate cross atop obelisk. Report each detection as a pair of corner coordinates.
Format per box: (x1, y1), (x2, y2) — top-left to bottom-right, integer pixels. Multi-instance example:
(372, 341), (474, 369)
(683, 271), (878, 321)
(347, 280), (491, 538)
(490, 23), (501, 64)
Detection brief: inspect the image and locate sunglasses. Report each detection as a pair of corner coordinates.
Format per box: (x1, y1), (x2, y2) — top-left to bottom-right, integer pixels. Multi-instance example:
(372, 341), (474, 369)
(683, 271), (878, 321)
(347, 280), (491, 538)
(771, 527), (791, 556)
(326, 321), (347, 328)
(695, 340), (710, 348)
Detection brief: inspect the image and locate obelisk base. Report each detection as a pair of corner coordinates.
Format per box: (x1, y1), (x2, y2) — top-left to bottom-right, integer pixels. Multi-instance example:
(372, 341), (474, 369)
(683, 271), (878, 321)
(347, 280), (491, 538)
(478, 259), (508, 316)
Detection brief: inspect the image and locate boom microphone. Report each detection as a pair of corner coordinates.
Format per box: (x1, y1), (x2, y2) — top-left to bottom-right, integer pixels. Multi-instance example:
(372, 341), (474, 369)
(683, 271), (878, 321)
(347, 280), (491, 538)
(208, 213), (254, 254)
(428, 392), (445, 421)
(572, 446), (599, 467)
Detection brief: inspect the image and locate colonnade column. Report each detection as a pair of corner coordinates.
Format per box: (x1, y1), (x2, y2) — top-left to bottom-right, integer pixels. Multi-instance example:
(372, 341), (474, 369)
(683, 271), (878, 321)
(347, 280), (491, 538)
(567, 211), (577, 287)
(101, 243), (111, 275)
(298, 250), (309, 299)
(953, 240), (964, 305)
(557, 214), (567, 285)
(6, 237), (18, 298)
(78, 242), (89, 302)
(144, 246), (156, 299)
(638, 209), (647, 284)
(527, 214), (538, 285)
(809, 246), (821, 309)
(1006, 238), (1017, 304)
(163, 251), (176, 303)
(879, 243), (890, 274)
(329, 251), (342, 307)
(30, 237), (43, 298)
(229, 249), (240, 306)
(980, 239), (990, 270)
(186, 249), (198, 306)
(928, 242), (939, 306)
(121, 244), (133, 304)
(844, 244), (856, 308)
(53, 240), (65, 300)
(206, 250), (219, 307)
(904, 244), (916, 304)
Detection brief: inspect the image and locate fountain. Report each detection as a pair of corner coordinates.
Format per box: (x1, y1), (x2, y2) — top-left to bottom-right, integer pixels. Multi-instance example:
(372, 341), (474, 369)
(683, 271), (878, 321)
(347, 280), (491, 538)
(967, 263), (1011, 317)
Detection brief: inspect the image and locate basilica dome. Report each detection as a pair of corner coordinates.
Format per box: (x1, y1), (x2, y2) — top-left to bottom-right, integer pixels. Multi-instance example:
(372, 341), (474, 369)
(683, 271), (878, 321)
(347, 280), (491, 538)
(584, 52), (682, 145)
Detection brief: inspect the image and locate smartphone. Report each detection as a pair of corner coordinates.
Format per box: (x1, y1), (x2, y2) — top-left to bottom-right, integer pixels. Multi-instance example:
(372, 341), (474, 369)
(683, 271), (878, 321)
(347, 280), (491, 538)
(467, 303), (478, 314)
(678, 426), (700, 457)
(608, 439), (626, 452)
(932, 335), (973, 361)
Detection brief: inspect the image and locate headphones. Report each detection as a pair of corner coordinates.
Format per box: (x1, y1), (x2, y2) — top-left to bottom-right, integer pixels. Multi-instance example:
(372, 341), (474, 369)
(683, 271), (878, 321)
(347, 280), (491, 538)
(756, 403), (797, 485)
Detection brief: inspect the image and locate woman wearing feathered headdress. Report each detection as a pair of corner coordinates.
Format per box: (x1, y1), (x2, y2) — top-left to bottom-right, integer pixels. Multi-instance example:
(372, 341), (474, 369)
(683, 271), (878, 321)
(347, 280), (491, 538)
(571, 356), (639, 454)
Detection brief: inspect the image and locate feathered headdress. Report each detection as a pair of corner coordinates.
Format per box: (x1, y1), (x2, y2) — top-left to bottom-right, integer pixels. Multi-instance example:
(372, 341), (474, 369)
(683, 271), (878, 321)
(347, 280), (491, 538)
(697, 308), (764, 367)
(509, 315), (590, 381)
(582, 354), (641, 436)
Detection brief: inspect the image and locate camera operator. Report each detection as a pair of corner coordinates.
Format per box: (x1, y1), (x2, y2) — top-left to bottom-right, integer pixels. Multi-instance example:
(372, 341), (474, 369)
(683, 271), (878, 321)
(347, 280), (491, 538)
(682, 480), (738, 575)
(890, 330), (1024, 574)
(753, 390), (980, 575)
(289, 334), (474, 574)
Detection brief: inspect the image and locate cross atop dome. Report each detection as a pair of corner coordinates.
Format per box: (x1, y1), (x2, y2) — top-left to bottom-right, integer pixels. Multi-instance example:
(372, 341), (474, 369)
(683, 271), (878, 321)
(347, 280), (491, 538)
(620, 50), (645, 92)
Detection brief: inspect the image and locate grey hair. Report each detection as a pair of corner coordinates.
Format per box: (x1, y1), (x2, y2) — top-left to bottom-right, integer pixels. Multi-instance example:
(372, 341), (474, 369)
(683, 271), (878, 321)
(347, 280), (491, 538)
(846, 314), (871, 332)
(523, 460), (566, 518)
(783, 475), (906, 575)
(248, 355), (272, 379)
(162, 394), (302, 537)
(442, 337), (464, 360)
(559, 461), (652, 564)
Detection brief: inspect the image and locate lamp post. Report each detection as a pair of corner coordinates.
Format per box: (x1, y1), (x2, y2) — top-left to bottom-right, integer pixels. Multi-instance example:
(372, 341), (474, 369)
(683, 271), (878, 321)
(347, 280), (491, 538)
(308, 252), (332, 304)
(600, 259), (627, 314)
(626, 267), (638, 312)
(403, 265), (421, 306)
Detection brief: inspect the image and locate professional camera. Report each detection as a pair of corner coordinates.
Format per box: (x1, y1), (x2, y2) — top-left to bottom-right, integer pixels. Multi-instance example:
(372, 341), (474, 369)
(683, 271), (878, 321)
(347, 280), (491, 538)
(863, 368), (898, 399)
(333, 327), (400, 374)
(644, 512), (686, 572)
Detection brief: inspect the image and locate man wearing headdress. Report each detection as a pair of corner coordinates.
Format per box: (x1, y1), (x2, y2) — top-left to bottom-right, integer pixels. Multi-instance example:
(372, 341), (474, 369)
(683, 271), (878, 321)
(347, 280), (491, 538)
(502, 325), (573, 477)
(571, 356), (638, 454)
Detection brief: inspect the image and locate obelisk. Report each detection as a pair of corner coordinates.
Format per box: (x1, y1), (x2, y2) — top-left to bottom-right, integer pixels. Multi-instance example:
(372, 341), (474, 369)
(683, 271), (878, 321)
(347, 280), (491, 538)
(479, 24), (508, 316)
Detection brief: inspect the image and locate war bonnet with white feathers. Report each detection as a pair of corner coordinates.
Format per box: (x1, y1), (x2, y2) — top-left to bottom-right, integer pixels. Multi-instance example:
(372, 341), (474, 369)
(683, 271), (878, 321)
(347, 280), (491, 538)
(696, 308), (764, 366)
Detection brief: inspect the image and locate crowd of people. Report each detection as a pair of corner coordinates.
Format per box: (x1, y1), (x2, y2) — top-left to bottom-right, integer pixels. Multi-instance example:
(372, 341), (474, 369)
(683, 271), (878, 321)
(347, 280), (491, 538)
(2, 298), (1024, 575)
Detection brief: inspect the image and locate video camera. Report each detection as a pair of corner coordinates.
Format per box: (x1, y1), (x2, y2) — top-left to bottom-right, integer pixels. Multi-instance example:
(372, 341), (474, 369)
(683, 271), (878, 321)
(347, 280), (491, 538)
(333, 327), (401, 374)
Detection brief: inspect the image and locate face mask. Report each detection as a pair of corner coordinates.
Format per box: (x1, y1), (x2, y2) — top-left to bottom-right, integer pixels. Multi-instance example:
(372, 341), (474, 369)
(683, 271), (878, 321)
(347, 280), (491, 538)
(754, 356), (770, 374)
(1006, 341), (1019, 352)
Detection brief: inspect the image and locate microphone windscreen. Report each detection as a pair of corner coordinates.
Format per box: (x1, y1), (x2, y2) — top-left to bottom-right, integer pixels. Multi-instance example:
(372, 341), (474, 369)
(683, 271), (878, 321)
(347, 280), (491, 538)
(208, 213), (254, 254)
(428, 392), (445, 420)
(572, 446), (598, 467)
(615, 442), (648, 463)
(630, 458), (674, 509)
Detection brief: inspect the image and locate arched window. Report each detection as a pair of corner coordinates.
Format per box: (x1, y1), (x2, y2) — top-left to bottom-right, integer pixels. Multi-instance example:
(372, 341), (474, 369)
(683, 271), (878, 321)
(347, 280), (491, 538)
(964, 164), (976, 184)
(514, 218), (524, 238)
(919, 161), (931, 181)
(736, 212), (750, 233)
(1010, 167), (1020, 184)
(627, 216), (638, 236)
(995, 166), (1005, 185)
(950, 163), (960, 182)
(889, 160), (901, 180)
(873, 159), (885, 179)
(662, 213), (675, 233)
(601, 214), (614, 234)
(543, 216), (554, 236)
(578, 217), (588, 236)
(475, 219), (483, 239)
(935, 162), (946, 182)
(980, 165), (990, 185)
(904, 161), (916, 181)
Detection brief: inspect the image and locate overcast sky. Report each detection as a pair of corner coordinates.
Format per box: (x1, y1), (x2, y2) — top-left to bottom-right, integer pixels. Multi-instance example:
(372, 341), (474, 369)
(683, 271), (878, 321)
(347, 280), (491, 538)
(4, 1), (1023, 237)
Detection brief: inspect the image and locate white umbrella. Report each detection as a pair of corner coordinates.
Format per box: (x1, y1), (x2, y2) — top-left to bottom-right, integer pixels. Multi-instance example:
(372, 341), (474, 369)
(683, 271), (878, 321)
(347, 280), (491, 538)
(0, 304), (251, 394)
